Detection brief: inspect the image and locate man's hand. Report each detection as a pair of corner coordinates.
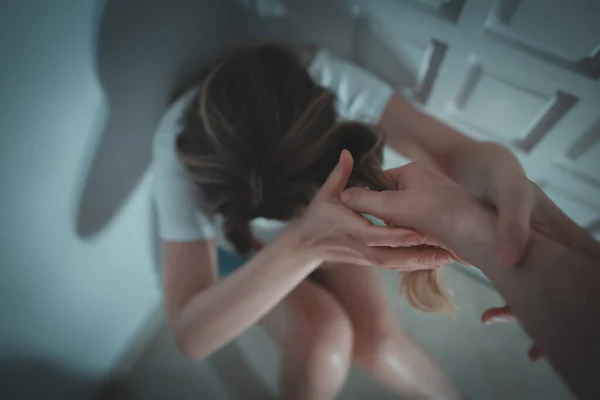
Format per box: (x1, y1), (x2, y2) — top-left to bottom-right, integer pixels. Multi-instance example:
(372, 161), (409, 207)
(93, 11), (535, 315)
(448, 142), (600, 266)
(481, 305), (543, 362)
(341, 161), (495, 266)
(341, 161), (600, 362)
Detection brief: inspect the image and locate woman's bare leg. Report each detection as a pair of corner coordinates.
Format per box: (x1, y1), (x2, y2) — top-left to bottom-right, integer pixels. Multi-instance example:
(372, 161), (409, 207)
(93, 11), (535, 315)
(261, 280), (354, 400)
(316, 266), (464, 400)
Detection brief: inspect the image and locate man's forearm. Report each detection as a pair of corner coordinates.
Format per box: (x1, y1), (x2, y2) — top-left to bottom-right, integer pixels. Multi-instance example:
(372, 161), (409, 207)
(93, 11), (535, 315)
(441, 141), (522, 197)
(458, 213), (600, 399)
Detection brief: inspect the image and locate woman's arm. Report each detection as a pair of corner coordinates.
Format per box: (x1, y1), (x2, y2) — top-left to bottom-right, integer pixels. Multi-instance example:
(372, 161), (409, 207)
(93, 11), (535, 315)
(163, 230), (320, 361)
(379, 94), (473, 172)
(163, 151), (449, 361)
(380, 94), (521, 189)
(380, 96), (523, 210)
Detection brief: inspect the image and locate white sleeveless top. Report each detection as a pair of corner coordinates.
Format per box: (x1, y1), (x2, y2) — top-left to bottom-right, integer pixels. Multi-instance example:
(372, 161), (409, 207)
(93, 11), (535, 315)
(151, 49), (394, 251)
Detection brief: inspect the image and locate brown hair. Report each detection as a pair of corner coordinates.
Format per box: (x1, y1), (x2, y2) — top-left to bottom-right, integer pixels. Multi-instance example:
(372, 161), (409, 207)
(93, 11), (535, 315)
(176, 45), (453, 314)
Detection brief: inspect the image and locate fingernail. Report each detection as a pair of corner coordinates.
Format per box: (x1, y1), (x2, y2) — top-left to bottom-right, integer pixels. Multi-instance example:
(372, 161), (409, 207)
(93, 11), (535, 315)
(406, 235), (423, 246)
(484, 316), (508, 324)
(434, 253), (453, 264)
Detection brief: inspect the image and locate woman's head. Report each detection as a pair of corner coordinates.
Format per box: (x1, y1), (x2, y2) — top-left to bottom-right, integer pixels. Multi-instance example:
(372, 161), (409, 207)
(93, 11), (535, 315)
(176, 44), (453, 314)
(176, 45), (390, 249)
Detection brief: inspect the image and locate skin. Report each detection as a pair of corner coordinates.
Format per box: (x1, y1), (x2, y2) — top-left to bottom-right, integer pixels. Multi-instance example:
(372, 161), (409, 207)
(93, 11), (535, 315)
(341, 162), (600, 400)
(162, 89), (576, 398)
(315, 265), (462, 399)
(381, 94), (600, 266)
(163, 152), (462, 399)
(380, 94), (600, 357)
(481, 305), (543, 361)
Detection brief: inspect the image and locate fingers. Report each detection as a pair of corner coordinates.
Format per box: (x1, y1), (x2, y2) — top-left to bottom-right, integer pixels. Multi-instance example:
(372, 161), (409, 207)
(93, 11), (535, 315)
(481, 305), (516, 324)
(385, 162), (437, 188)
(356, 221), (473, 265)
(482, 305), (544, 362)
(528, 345), (543, 362)
(358, 225), (425, 247)
(488, 177), (534, 266)
(341, 187), (402, 223)
(414, 235), (471, 266)
(367, 246), (454, 270)
(316, 150), (353, 200)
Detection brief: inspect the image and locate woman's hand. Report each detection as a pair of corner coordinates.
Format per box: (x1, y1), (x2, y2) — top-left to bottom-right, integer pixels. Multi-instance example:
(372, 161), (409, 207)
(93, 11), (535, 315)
(290, 151), (454, 270)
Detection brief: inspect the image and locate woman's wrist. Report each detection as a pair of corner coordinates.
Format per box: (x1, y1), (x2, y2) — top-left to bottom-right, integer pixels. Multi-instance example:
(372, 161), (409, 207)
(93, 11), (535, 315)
(276, 222), (325, 269)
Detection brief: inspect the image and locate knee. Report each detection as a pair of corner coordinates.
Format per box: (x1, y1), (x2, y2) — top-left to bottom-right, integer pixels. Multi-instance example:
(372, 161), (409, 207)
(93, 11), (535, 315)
(352, 326), (399, 371)
(296, 308), (354, 380)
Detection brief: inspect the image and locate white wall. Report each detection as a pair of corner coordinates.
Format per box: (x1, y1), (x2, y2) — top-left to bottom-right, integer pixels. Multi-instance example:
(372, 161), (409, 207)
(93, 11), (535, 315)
(0, 0), (229, 397)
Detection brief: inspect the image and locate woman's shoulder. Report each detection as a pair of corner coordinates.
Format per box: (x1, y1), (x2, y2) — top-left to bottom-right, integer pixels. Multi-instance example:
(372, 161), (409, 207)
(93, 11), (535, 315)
(152, 89), (199, 160)
(151, 88), (200, 180)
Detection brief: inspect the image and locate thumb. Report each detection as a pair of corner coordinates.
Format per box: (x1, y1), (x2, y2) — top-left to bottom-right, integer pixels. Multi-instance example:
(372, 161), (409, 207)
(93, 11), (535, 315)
(316, 150), (353, 200)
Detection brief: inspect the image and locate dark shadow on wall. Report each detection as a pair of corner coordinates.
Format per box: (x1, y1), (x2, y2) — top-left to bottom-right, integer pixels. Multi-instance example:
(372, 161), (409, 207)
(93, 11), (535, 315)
(76, 0), (418, 238)
(75, 0), (230, 238)
(229, 0), (360, 60)
(0, 358), (98, 400)
(230, 0), (419, 99)
(76, 0), (416, 240)
(354, 19), (418, 93)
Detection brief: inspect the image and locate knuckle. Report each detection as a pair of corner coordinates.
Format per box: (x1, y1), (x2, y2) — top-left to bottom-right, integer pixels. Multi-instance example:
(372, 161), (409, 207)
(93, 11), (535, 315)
(351, 191), (364, 206)
(380, 191), (398, 209)
(364, 248), (381, 266)
(415, 252), (435, 266)
(505, 184), (525, 198)
(414, 254), (427, 266)
(373, 248), (391, 267)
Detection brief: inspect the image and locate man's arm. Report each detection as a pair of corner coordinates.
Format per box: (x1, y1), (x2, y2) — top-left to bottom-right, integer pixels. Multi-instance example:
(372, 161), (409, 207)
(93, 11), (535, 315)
(341, 164), (600, 399)
(460, 215), (600, 400)
(380, 94), (542, 265)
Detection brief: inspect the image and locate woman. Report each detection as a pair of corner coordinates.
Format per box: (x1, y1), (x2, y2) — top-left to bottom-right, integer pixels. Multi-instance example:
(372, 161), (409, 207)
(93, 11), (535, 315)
(152, 44), (530, 399)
